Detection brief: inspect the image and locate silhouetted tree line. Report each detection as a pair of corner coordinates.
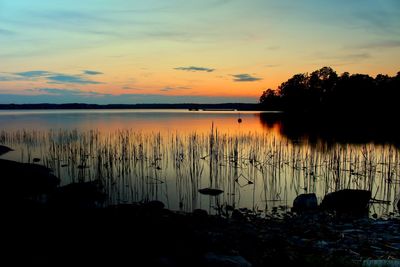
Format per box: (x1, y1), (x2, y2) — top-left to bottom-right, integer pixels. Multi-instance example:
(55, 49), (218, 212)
(260, 67), (400, 115)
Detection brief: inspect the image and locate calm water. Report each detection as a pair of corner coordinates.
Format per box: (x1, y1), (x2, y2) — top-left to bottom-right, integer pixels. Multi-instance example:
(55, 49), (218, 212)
(0, 109), (399, 217)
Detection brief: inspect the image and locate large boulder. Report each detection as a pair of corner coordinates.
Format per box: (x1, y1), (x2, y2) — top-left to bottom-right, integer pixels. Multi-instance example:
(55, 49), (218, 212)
(292, 193), (318, 213)
(203, 252), (252, 267)
(320, 189), (371, 215)
(0, 159), (60, 199)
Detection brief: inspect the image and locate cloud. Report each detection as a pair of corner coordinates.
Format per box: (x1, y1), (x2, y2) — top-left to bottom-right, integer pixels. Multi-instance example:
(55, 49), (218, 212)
(353, 40), (400, 49)
(47, 74), (103, 84)
(265, 64), (280, 68)
(1, 70), (103, 84)
(174, 66), (215, 72)
(34, 88), (83, 95)
(27, 88), (104, 97)
(0, 73), (22, 81)
(345, 53), (371, 60)
(0, 28), (15, 35)
(267, 46), (280, 50)
(14, 71), (53, 78)
(0, 93), (257, 104)
(83, 70), (103, 75)
(232, 74), (262, 82)
(160, 86), (191, 92)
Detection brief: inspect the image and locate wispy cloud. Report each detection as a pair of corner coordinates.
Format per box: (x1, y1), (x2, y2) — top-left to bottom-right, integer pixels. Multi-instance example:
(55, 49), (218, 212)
(352, 40), (400, 49)
(0, 73), (22, 81)
(34, 88), (83, 95)
(160, 86), (191, 92)
(47, 74), (103, 84)
(265, 64), (280, 68)
(0, 28), (15, 35)
(267, 46), (280, 50)
(0, 93), (257, 104)
(28, 88), (104, 96)
(14, 71), (53, 78)
(232, 74), (262, 82)
(83, 70), (103, 75)
(174, 66), (215, 72)
(345, 53), (371, 60)
(1, 70), (104, 85)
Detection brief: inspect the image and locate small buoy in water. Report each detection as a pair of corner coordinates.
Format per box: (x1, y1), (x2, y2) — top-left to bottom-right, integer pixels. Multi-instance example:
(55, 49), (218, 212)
(238, 118), (242, 123)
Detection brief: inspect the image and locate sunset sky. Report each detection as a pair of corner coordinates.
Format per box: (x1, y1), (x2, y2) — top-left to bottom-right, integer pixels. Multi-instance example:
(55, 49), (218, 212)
(1, 0), (399, 104)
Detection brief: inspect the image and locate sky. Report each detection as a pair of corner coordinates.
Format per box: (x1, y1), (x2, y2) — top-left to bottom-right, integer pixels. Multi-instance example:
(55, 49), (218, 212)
(0, 0), (399, 104)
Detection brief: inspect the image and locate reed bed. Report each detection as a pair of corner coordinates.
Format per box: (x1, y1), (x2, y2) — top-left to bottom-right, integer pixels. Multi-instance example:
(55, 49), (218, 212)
(1, 128), (399, 216)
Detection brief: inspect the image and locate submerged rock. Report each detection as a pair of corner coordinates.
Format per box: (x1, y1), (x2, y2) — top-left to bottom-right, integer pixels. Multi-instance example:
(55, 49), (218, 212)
(203, 252), (252, 267)
(292, 193), (318, 213)
(199, 188), (224, 196)
(193, 209), (208, 218)
(0, 145), (13, 156)
(320, 189), (371, 216)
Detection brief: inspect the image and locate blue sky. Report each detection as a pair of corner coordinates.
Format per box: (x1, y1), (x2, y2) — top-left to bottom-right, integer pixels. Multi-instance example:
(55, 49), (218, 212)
(0, 0), (399, 104)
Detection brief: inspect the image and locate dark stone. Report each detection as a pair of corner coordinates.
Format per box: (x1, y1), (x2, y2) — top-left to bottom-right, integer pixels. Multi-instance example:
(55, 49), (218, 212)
(193, 209), (208, 217)
(397, 199), (400, 212)
(49, 180), (106, 208)
(143, 200), (165, 210)
(292, 193), (318, 212)
(231, 209), (245, 221)
(0, 145), (13, 156)
(203, 252), (252, 267)
(320, 189), (371, 215)
(198, 188), (224, 196)
(0, 159), (60, 200)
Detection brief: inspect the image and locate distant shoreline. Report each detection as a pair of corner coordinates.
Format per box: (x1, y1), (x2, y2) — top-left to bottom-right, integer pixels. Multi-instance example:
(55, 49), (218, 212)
(0, 103), (264, 111)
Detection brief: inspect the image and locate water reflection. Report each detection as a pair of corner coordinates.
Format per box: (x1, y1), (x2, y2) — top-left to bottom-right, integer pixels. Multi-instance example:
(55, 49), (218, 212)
(259, 112), (400, 146)
(0, 110), (399, 217)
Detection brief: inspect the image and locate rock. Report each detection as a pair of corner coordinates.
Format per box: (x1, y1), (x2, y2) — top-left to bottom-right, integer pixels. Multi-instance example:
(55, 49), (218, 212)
(362, 260), (400, 267)
(320, 189), (371, 216)
(0, 145), (13, 156)
(199, 188), (224, 196)
(0, 159), (60, 200)
(314, 240), (329, 250)
(231, 209), (245, 221)
(203, 252), (252, 267)
(397, 200), (400, 212)
(193, 209), (208, 217)
(292, 193), (318, 212)
(143, 200), (165, 210)
(49, 180), (106, 208)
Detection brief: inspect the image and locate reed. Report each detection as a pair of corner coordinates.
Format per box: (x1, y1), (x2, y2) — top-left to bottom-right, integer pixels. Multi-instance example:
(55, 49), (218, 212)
(0, 128), (399, 216)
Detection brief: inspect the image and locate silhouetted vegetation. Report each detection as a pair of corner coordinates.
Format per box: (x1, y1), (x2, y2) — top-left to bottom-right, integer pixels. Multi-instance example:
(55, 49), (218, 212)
(260, 67), (400, 116)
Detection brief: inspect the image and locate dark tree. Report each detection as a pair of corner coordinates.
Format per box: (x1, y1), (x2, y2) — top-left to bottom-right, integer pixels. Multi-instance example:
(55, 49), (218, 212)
(278, 73), (309, 111)
(259, 66), (399, 116)
(259, 88), (280, 110)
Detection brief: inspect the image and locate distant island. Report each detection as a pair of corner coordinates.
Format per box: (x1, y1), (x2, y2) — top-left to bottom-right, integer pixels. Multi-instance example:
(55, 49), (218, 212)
(259, 66), (400, 116)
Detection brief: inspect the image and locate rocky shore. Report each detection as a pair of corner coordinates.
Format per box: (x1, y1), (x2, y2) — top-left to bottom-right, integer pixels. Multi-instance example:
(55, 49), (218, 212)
(2, 199), (399, 266)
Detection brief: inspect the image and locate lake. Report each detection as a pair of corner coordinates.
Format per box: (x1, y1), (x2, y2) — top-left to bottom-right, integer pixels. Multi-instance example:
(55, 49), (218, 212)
(0, 109), (399, 217)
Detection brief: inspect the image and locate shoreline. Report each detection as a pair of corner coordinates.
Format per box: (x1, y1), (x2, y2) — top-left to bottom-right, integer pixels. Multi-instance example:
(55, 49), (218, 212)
(3, 201), (400, 266)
